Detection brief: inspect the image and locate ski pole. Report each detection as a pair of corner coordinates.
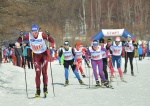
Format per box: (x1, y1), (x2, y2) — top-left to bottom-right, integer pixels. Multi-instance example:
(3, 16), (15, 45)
(24, 64), (29, 98)
(135, 57), (139, 73)
(49, 58), (55, 97)
(21, 33), (29, 98)
(22, 53), (29, 99)
(88, 66), (90, 88)
(111, 58), (119, 85)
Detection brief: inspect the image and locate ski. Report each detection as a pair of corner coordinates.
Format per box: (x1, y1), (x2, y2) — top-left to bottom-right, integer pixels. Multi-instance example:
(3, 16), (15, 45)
(121, 80), (127, 83)
(89, 84), (114, 89)
(44, 94), (47, 98)
(105, 84), (114, 89)
(44, 92), (48, 98)
(64, 84), (69, 87)
(64, 83), (88, 87)
(90, 85), (102, 89)
(28, 96), (46, 99)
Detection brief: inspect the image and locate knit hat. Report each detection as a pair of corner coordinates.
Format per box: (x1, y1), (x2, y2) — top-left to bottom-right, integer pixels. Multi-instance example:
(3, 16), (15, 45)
(107, 38), (112, 42)
(31, 24), (39, 32)
(64, 41), (69, 45)
(115, 36), (121, 41)
(99, 38), (104, 43)
(127, 34), (131, 38)
(92, 40), (99, 46)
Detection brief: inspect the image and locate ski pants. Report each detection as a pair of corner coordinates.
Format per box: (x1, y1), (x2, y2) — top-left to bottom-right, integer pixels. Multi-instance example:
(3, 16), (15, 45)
(76, 58), (84, 74)
(124, 52), (134, 71)
(91, 59), (106, 81)
(33, 50), (48, 88)
(112, 55), (123, 76)
(63, 59), (80, 80)
(102, 58), (108, 80)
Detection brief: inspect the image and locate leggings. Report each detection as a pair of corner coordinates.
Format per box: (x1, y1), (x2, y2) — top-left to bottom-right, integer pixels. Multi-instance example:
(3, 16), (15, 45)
(91, 59), (106, 81)
(124, 52), (134, 71)
(33, 50), (48, 88)
(64, 59), (80, 80)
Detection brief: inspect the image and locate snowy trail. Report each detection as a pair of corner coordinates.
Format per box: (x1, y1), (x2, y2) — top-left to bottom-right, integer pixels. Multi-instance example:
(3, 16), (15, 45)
(0, 58), (150, 106)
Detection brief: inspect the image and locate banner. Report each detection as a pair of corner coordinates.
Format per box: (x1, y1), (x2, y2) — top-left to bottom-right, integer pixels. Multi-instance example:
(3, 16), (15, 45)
(102, 29), (124, 36)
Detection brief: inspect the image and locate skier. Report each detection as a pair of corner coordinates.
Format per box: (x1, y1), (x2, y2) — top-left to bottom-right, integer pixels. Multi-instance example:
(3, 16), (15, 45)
(74, 42), (86, 78)
(87, 40), (109, 87)
(106, 38), (115, 79)
(138, 44), (143, 61)
(99, 38), (109, 82)
(123, 35), (135, 76)
(58, 41), (84, 86)
(57, 45), (63, 65)
(82, 46), (91, 68)
(17, 24), (54, 97)
(110, 37), (124, 81)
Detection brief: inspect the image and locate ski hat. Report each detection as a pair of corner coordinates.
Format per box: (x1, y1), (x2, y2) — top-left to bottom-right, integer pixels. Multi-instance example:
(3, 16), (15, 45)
(107, 38), (112, 42)
(64, 41), (69, 45)
(115, 36), (121, 41)
(99, 38), (104, 43)
(92, 40), (99, 46)
(75, 42), (82, 47)
(20, 30), (24, 36)
(31, 24), (39, 32)
(127, 34), (131, 38)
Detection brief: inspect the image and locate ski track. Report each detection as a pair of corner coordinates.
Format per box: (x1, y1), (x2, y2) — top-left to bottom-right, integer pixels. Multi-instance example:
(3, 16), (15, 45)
(0, 58), (150, 106)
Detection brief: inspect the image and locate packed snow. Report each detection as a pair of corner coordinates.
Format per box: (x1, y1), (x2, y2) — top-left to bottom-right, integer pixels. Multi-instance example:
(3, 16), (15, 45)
(0, 57), (150, 106)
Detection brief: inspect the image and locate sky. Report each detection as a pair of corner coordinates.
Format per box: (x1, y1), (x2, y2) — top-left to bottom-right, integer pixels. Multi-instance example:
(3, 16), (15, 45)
(0, 57), (150, 106)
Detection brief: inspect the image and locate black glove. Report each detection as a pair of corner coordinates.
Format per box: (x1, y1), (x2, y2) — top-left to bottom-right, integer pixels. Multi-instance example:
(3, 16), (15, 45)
(46, 30), (50, 36)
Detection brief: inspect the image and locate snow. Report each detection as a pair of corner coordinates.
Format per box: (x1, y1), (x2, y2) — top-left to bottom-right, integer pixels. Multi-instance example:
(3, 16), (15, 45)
(0, 57), (150, 106)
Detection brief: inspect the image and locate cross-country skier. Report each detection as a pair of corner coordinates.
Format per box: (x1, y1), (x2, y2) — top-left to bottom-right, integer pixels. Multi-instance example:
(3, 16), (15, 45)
(74, 42), (86, 78)
(106, 38), (115, 79)
(87, 40), (109, 87)
(17, 24), (54, 97)
(99, 38), (109, 82)
(123, 35), (135, 76)
(110, 37), (124, 80)
(58, 41), (84, 86)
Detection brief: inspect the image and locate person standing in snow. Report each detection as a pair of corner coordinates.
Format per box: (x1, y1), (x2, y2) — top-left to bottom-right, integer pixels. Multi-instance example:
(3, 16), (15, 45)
(58, 41), (84, 86)
(14, 42), (23, 67)
(138, 44), (143, 61)
(123, 35), (135, 76)
(17, 24), (54, 97)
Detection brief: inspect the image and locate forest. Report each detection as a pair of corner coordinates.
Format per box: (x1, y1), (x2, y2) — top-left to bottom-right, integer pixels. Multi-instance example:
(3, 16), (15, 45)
(0, 0), (150, 46)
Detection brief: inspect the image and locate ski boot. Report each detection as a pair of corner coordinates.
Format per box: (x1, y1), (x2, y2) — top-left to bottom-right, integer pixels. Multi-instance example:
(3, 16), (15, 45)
(64, 79), (69, 86)
(120, 76), (127, 83)
(35, 87), (40, 97)
(123, 69), (127, 74)
(106, 79), (110, 84)
(110, 74), (114, 82)
(87, 65), (91, 68)
(96, 80), (100, 86)
(81, 73), (86, 78)
(131, 71), (134, 76)
(120, 76), (124, 80)
(101, 80), (108, 87)
(43, 85), (48, 95)
(79, 79), (84, 85)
